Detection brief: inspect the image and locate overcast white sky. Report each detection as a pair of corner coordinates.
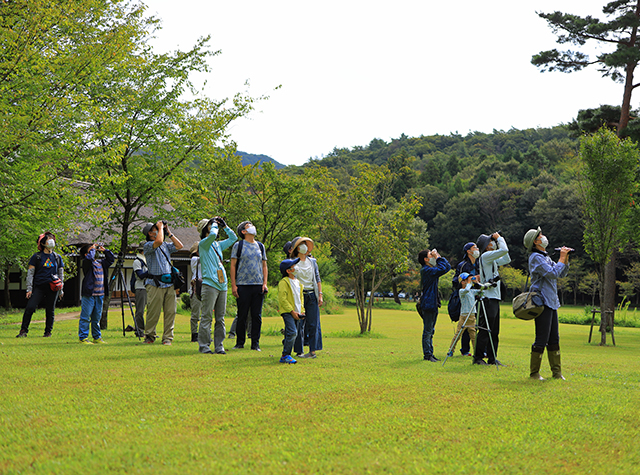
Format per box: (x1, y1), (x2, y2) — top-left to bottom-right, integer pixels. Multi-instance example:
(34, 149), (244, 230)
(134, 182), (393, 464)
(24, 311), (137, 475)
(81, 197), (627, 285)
(149, 1), (624, 166)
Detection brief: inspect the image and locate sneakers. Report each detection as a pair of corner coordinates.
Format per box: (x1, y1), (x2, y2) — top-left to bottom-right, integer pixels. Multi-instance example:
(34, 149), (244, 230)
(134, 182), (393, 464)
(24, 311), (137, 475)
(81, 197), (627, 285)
(473, 359), (489, 365)
(43, 332), (52, 337)
(462, 352), (472, 356)
(233, 344), (244, 349)
(80, 338), (93, 345)
(424, 355), (439, 362)
(489, 360), (506, 367)
(279, 355), (297, 364)
(300, 353), (316, 359)
(93, 338), (107, 344)
(16, 330), (27, 338)
(143, 338), (154, 344)
(251, 346), (261, 352)
(162, 340), (172, 346)
(215, 349), (226, 355)
(446, 351), (453, 357)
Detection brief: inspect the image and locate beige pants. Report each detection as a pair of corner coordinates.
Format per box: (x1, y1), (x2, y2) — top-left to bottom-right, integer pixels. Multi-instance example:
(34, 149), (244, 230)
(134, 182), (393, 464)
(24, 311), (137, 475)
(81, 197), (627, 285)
(145, 285), (177, 343)
(450, 312), (476, 354)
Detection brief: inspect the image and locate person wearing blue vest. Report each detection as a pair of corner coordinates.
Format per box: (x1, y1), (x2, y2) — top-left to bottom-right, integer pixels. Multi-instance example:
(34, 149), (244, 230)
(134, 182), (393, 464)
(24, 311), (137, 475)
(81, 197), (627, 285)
(197, 216), (237, 354)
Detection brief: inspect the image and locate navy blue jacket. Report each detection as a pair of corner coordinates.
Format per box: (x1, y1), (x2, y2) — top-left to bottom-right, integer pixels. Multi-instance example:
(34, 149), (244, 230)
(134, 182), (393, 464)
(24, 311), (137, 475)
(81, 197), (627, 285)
(420, 257), (451, 311)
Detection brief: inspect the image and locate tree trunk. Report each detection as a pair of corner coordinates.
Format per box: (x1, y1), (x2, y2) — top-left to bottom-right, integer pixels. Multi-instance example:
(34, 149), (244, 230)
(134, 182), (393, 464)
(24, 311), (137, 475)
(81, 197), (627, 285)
(101, 211), (131, 329)
(3, 264), (12, 310)
(600, 252), (617, 345)
(392, 280), (400, 304)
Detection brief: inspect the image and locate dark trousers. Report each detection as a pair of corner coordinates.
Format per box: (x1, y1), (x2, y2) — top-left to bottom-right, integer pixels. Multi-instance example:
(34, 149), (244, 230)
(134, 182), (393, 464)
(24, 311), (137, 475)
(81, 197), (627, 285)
(21, 284), (59, 334)
(134, 288), (147, 336)
(460, 329), (471, 354)
(235, 285), (264, 347)
(532, 306), (559, 352)
(474, 298), (500, 363)
(294, 291), (320, 354)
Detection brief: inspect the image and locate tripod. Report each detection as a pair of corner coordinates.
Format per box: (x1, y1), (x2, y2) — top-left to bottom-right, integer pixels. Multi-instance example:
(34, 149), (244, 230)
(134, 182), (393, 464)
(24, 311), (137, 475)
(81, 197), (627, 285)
(442, 294), (498, 369)
(112, 267), (141, 339)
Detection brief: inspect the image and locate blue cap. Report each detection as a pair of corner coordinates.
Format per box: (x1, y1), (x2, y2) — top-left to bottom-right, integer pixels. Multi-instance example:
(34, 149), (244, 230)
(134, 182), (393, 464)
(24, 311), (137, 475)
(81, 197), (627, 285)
(463, 242), (475, 253)
(459, 272), (471, 283)
(280, 258), (300, 277)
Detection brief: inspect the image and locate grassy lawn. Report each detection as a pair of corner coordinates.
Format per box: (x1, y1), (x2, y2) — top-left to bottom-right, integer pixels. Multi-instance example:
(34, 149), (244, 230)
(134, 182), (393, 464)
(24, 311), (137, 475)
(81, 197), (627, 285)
(1, 304), (639, 474)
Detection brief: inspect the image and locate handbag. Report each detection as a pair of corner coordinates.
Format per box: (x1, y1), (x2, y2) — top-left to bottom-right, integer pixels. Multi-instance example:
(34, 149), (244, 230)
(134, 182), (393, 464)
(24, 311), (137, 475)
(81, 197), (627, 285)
(49, 274), (63, 292)
(512, 273), (544, 320)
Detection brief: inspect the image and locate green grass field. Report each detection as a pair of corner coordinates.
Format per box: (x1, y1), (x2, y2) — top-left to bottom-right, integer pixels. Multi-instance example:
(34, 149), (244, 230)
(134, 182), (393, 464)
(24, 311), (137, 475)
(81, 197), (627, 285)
(1, 305), (639, 474)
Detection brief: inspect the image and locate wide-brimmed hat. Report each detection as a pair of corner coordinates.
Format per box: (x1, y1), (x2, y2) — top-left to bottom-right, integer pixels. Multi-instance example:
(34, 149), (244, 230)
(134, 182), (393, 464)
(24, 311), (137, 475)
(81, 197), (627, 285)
(291, 236), (314, 255)
(476, 234), (492, 254)
(279, 258), (300, 277)
(523, 227), (542, 252)
(189, 241), (200, 256)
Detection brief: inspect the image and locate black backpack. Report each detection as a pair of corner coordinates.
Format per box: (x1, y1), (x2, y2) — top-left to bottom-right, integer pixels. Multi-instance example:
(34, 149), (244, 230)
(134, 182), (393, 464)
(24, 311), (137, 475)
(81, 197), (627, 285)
(447, 261), (466, 322)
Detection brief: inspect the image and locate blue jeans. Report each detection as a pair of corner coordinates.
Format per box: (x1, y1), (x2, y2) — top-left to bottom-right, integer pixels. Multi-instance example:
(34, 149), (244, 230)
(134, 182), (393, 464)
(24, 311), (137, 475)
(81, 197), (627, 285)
(420, 308), (438, 358)
(79, 295), (104, 340)
(281, 313), (301, 356)
(294, 291), (321, 354)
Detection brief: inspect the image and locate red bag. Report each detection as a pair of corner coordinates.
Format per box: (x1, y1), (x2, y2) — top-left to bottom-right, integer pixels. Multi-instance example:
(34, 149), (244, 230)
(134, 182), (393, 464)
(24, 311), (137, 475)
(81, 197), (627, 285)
(50, 275), (63, 292)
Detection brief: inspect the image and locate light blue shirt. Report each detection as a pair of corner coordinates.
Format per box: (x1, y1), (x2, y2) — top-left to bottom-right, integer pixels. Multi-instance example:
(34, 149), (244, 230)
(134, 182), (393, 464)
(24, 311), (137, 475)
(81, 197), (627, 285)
(528, 250), (568, 310)
(199, 226), (237, 291)
(144, 241), (177, 288)
(478, 236), (511, 300)
(459, 283), (482, 316)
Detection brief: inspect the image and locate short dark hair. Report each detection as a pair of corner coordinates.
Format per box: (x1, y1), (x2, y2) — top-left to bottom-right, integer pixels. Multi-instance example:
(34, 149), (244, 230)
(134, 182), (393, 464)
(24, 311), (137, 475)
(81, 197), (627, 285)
(80, 244), (91, 257)
(418, 250), (430, 266)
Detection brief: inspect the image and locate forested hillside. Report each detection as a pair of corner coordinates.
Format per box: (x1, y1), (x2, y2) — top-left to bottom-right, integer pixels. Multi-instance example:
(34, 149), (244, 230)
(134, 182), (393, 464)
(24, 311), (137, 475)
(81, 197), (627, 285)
(305, 126), (585, 271)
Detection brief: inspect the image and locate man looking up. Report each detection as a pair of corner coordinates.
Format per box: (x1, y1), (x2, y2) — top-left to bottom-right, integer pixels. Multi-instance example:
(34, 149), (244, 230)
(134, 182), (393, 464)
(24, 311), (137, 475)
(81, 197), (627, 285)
(142, 220), (183, 345)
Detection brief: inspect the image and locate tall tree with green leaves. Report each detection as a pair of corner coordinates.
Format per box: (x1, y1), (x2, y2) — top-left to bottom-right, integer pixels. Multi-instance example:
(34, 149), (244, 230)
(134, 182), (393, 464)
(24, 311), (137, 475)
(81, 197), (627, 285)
(578, 127), (639, 345)
(533, 1), (640, 328)
(0, 0), (145, 304)
(532, 1), (640, 134)
(317, 164), (420, 333)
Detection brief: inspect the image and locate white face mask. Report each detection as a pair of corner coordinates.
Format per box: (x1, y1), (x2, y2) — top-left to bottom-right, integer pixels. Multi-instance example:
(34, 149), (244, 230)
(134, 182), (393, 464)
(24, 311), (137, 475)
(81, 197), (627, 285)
(471, 250), (480, 259)
(298, 244), (308, 255)
(429, 257), (437, 266)
(46, 239), (55, 249)
(539, 236), (549, 249)
(246, 225), (257, 235)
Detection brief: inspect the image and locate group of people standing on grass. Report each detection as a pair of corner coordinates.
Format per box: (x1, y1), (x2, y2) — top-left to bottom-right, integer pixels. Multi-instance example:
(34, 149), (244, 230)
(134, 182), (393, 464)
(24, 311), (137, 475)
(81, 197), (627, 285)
(16, 220), (570, 377)
(417, 227), (571, 380)
(17, 220), (323, 364)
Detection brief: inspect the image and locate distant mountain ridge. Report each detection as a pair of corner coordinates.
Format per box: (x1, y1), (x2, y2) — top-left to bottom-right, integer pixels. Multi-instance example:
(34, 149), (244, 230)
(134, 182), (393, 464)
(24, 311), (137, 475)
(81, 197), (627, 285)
(236, 151), (285, 169)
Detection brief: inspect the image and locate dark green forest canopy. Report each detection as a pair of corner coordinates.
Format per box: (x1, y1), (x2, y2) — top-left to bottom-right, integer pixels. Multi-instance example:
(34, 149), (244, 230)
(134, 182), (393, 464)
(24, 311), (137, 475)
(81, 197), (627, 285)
(303, 126), (584, 270)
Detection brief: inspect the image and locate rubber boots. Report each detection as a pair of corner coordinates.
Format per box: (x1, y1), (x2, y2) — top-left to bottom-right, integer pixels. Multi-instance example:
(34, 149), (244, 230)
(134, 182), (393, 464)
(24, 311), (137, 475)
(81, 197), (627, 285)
(547, 346), (565, 380)
(530, 349), (545, 381)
